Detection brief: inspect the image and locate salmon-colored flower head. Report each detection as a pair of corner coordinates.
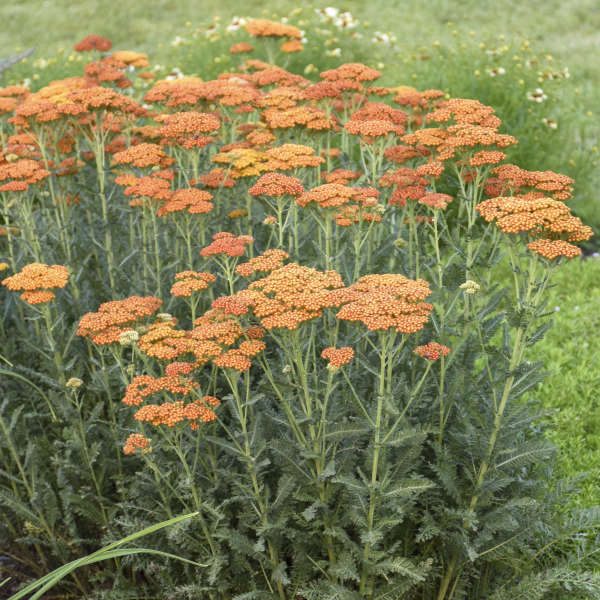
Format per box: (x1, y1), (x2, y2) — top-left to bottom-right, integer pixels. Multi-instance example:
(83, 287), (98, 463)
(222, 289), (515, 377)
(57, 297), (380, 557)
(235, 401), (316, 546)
(156, 111), (221, 149)
(246, 19), (302, 40)
(170, 271), (216, 297)
(321, 346), (354, 368)
(74, 35), (112, 52)
(527, 239), (583, 260)
(230, 42), (254, 54)
(201, 232), (254, 258)
(414, 342), (450, 360)
(77, 296), (163, 345)
(320, 63), (382, 83)
(476, 196), (592, 242)
(112, 143), (174, 169)
(235, 249), (290, 277)
(2, 263), (69, 304)
(336, 273), (433, 333)
(157, 188), (213, 216)
(248, 173), (305, 197)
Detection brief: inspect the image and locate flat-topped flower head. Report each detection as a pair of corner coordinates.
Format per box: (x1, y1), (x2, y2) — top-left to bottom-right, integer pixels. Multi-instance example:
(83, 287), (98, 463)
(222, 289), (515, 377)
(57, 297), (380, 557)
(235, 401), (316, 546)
(170, 271), (216, 297)
(262, 106), (336, 131)
(155, 111), (220, 149)
(235, 249), (290, 277)
(237, 263), (346, 331)
(248, 173), (304, 197)
(157, 188), (213, 216)
(230, 42), (254, 54)
(485, 164), (574, 201)
(476, 196), (593, 242)
(527, 239), (582, 260)
(427, 98), (501, 129)
(245, 19), (302, 39)
(112, 143), (174, 169)
(2, 263), (69, 304)
(0, 158), (50, 192)
(324, 169), (362, 185)
(297, 183), (356, 209)
(197, 168), (236, 189)
(134, 395), (219, 430)
(201, 232), (254, 258)
(321, 346), (354, 368)
(419, 193), (454, 210)
(77, 296), (162, 345)
(74, 35), (112, 52)
(414, 342), (451, 360)
(336, 273), (433, 333)
(320, 63), (382, 83)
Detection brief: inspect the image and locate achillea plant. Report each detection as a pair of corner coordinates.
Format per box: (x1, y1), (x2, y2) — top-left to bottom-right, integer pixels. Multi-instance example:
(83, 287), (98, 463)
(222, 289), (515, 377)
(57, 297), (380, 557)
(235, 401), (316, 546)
(1, 18), (599, 600)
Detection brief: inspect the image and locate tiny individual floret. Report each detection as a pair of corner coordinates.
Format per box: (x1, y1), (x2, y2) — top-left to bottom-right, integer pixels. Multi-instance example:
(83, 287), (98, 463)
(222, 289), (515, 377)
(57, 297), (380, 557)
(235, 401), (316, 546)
(413, 342), (450, 360)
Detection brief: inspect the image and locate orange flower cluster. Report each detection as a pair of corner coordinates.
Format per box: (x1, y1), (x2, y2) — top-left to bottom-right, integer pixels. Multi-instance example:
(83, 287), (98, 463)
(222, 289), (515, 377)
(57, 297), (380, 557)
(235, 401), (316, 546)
(384, 143), (430, 165)
(192, 308), (267, 371)
(413, 342), (451, 360)
(526, 239), (582, 260)
(134, 395), (220, 429)
(0, 158), (50, 192)
(123, 374), (199, 406)
(155, 111), (220, 149)
(157, 188), (214, 216)
(321, 346), (354, 367)
(170, 271), (216, 297)
(345, 102), (408, 139)
(469, 150), (506, 166)
(393, 87), (444, 110)
(201, 232), (254, 258)
(112, 51), (148, 68)
(262, 106), (335, 131)
(230, 263), (346, 330)
(264, 144), (324, 170)
(235, 249), (290, 277)
(77, 296), (162, 345)
(123, 433), (149, 455)
(281, 40), (303, 53)
(324, 169), (362, 185)
(248, 173), (304, 197)
(230, 42), (254, 54)
(197, 167), (236, 188)
(74, 35), (112, 52)
(297, 183), (357, 209)
(379, 168), (428, 206)
(83, 57), (131, 87)
(418, 193), (454, 210)
(115, 173), (173, 203)
(336, 274), (433, 333)
(112, 143), (174, 169)
(320, 63), (382, 83)
(333, 187), (382, 227)
(245, 19), (302, 40)
(2, 263), (69, 304)
(485, 164), (574, 201)
(476, 196), (593, 241)
(427, 98), (501, 129)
